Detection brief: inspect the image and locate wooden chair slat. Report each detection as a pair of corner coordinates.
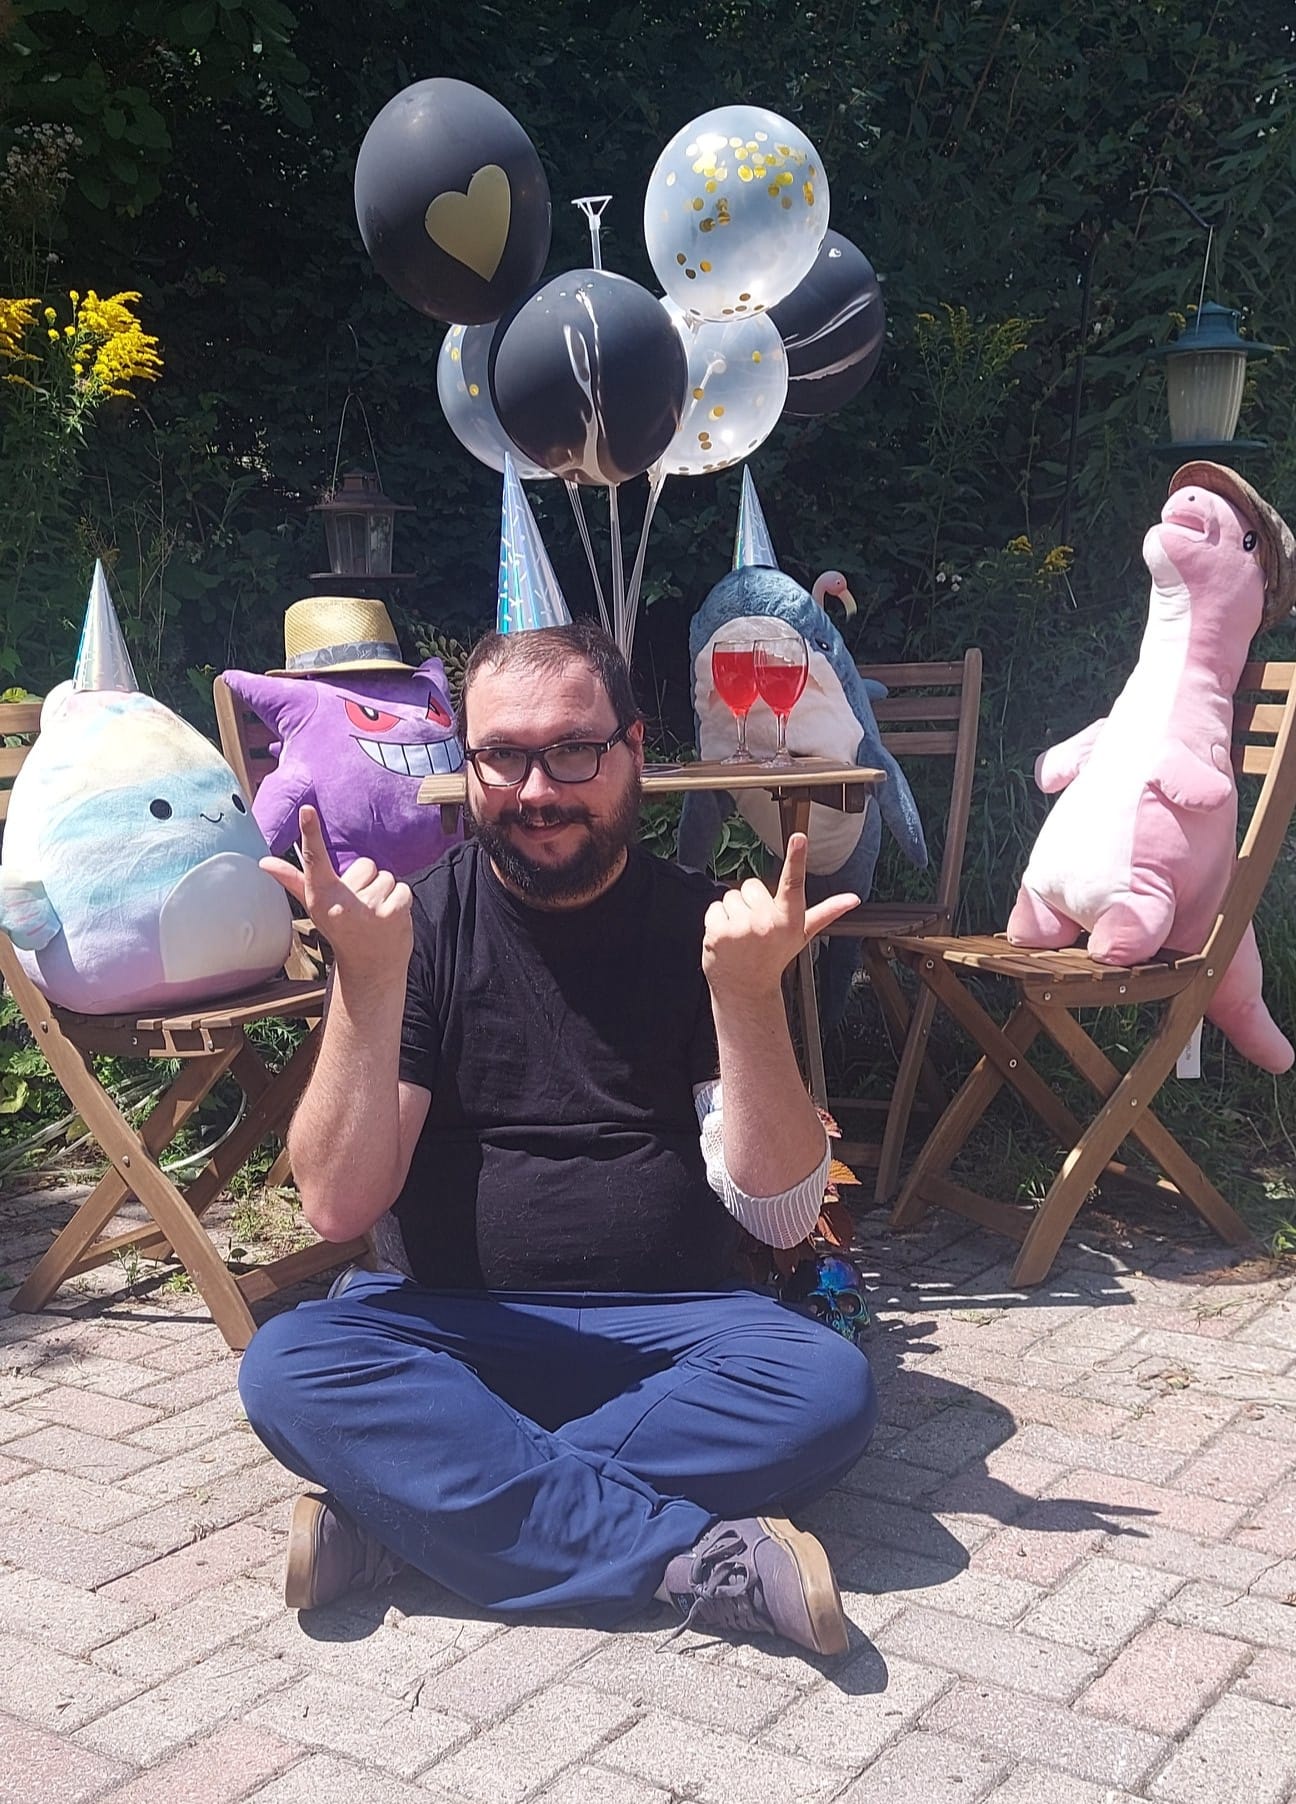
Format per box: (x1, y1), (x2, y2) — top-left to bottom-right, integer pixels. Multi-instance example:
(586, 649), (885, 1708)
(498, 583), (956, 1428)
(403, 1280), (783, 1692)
(0, 703), (40, 835)
(877, 729), (961, 757)
(1233, 744), (1274, 776)
(824, 905), (947, 941)
(1234, 702), (1286, 735)
(0, 702), (43, 734)
(1240, 659), (1296, 690)
(856, 660), (967, 685)
(870, 694), (964, 723)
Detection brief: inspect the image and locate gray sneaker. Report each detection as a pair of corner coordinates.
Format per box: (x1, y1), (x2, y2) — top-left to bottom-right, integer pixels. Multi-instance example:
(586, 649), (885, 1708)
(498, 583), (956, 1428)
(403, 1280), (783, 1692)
(285, 1493), (404, 1611)
(662, 1516), (849, 1656)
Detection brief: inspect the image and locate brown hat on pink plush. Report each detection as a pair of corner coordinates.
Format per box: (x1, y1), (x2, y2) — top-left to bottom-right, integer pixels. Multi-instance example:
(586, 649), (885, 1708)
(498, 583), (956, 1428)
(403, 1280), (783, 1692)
(1169, 462), (1296, 631)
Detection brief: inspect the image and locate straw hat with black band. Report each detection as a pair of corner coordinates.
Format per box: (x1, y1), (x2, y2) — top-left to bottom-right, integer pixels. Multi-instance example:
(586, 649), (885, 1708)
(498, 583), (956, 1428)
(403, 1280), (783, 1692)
(1168, 462), (1296, 631)
(268, 596), (416, 678)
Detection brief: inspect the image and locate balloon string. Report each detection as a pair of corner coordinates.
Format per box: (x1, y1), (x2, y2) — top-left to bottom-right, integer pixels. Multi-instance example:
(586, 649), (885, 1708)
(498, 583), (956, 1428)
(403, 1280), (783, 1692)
(608, 484), (627, 655)
(565, 481), (610, 632)
(623, 465), (668, 666)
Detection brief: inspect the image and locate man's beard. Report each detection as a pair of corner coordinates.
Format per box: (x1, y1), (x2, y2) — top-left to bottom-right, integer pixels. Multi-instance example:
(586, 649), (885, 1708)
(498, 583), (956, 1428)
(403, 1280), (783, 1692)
(468, 771), (642, 905)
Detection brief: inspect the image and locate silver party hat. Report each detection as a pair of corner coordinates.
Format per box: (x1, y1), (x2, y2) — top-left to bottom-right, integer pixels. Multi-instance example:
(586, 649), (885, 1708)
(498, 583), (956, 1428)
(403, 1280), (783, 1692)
(732, 467), (779, 571)
(497, 455), (572, 634)
(73, 561), (138, 692)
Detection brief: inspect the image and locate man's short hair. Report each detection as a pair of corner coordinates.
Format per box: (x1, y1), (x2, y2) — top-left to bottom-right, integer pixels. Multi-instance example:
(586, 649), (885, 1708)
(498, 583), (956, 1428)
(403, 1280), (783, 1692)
(461, 620), (643, 743)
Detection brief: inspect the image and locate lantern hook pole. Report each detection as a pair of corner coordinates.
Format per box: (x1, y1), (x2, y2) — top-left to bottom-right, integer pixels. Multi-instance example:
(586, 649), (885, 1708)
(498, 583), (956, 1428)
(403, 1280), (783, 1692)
(1136, 188), (1217, 234)
(1136, 189), (1218, 329)
(1062, 188), (1223, 544)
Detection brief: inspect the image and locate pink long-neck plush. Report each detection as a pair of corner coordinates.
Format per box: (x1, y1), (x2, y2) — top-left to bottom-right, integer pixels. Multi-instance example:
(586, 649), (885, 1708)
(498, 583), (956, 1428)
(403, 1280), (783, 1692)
(1007, 478), (1293, 1073)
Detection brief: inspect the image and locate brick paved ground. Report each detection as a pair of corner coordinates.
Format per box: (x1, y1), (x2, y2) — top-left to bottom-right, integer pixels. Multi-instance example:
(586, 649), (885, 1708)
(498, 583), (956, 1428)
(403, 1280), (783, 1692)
(2, 1179), (1295, 1802)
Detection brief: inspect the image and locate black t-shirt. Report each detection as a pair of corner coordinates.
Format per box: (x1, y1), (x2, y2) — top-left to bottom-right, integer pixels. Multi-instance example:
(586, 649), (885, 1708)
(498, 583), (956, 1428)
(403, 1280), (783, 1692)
(394, 840), (735, 1291)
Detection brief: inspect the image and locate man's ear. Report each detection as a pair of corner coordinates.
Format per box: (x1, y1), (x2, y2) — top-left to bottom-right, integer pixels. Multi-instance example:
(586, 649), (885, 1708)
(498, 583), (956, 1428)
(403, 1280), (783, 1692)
(627, 719), (647, 768)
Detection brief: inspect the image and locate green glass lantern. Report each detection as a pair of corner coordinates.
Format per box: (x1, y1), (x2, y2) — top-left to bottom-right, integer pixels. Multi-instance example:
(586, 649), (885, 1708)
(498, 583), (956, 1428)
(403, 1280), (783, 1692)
(1147, 302), (1276, 459)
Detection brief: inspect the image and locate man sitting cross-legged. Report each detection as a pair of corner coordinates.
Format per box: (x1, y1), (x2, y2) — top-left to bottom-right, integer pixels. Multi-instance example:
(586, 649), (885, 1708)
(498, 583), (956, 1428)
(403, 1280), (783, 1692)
(238, 619), (877, 1657)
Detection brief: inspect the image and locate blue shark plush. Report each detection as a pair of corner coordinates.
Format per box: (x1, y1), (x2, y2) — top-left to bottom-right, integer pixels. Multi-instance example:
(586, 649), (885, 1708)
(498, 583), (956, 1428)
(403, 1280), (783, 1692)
(679, 562), (927, 1027)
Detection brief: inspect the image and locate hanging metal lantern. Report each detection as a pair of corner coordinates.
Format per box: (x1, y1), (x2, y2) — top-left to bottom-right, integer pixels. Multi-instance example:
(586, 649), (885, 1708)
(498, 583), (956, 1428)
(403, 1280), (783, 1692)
(1147, 301), (1275, 459)
(310, 468), (414, 584)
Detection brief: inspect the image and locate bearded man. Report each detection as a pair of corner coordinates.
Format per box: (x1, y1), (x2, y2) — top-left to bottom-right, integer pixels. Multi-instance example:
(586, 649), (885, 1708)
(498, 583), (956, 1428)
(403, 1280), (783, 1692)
(239, 620), (877, 1657)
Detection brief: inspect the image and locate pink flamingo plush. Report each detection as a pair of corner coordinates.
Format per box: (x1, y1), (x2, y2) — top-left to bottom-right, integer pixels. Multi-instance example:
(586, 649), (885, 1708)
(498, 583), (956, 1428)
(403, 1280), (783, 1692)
(812, 570), (857, 616)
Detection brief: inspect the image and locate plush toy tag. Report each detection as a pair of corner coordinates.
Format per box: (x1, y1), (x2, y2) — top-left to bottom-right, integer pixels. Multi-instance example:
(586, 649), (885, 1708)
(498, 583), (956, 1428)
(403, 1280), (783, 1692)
(1176, 1020), (1203, 1080)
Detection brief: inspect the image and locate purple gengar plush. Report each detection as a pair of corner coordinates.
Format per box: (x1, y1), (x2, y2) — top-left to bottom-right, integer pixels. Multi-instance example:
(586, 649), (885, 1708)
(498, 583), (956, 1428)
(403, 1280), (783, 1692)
(221, 662), (465, 878)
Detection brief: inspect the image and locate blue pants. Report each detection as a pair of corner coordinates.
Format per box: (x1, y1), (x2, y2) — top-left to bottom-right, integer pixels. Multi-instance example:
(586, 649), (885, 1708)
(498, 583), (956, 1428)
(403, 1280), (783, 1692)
(238, 1270), (878, 1625)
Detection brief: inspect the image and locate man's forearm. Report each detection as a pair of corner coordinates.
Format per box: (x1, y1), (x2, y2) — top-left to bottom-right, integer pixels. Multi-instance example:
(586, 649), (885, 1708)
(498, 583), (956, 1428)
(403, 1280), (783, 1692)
(288, 972), (407, 1240)
(712, 991), (829, 1196)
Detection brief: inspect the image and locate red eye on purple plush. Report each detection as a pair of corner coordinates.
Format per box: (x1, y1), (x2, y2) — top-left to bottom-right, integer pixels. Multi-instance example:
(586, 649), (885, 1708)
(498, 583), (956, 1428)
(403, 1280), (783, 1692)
(425, 695), (453, 729)
(345, 700), (401, 732)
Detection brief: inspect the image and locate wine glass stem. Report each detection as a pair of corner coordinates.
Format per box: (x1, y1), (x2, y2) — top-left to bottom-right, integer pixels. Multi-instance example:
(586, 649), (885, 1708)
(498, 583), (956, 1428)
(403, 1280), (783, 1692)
(736, 709), (750, 755)
(775, 712), (789, 760)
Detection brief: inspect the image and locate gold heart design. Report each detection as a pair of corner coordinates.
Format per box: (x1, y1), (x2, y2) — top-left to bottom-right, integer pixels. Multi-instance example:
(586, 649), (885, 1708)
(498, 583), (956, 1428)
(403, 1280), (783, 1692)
(424, 165), (511, 283)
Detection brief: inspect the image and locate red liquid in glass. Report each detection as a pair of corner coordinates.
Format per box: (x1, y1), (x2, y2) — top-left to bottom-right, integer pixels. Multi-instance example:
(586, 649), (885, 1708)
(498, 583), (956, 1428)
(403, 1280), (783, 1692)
(755, 661), (808, 715)
(712, 648), (757, 713)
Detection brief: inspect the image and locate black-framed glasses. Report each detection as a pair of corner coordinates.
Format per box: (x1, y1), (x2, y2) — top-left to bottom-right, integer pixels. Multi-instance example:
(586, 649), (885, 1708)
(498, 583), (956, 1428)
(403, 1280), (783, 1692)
(465, 724), (630, 788)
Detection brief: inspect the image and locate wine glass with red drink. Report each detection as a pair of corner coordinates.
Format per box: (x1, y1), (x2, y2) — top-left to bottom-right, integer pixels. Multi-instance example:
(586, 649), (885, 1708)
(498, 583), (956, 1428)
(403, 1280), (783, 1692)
(753, 634), (809, 768)
(711, 635), (758, 763)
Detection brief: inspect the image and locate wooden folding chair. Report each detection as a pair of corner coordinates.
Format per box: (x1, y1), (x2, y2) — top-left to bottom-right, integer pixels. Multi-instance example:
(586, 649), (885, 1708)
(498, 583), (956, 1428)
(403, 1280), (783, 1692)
(816, 650), (983, 1205)
(213, 676), (328, 992)
(888, 658), (1296, 1285)
(1, 694), (365, 1351)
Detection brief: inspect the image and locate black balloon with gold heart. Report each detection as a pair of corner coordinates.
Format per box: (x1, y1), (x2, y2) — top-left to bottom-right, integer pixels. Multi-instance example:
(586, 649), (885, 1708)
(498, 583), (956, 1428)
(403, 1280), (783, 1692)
(354, 77), (552, 328)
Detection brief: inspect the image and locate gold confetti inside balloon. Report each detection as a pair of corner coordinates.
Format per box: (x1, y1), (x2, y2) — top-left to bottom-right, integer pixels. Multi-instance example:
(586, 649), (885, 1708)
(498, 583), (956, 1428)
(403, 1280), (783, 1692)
(644, 105), (830, 322)
(655, 301), (788, 477)
(436, 323), (554, 478)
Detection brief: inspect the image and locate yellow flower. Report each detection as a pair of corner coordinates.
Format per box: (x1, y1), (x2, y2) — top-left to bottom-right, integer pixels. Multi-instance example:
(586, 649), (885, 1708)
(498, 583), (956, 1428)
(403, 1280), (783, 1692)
(1, 286), (161, 410)
(0, 297), (39, 363)
(69, 289), (79, 304)
(73, 290), (163, 398)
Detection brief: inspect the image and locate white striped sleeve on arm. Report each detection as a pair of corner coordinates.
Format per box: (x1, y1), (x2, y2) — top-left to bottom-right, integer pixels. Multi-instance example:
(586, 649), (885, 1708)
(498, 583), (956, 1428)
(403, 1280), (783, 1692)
(692, 1079), (828, 1249)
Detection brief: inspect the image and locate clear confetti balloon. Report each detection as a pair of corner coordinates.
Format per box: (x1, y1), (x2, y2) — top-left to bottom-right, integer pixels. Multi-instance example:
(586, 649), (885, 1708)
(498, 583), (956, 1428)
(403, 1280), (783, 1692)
(644, 104), (830, 322)
(436, 323), (554, 479)
(656, 302), (788, 477)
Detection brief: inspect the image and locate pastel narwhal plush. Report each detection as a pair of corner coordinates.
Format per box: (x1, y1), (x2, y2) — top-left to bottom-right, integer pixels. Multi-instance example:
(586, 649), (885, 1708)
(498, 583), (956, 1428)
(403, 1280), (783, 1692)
(1, 684), (292, 1015)
(1008, 462), (1296, 1074)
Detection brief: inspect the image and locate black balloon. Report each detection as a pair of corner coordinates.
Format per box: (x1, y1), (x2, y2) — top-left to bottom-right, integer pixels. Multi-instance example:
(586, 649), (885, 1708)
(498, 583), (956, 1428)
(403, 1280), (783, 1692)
(355, 78), (551, 327)
(769, 231), (886, 417)
(489, 269), (688, 486)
